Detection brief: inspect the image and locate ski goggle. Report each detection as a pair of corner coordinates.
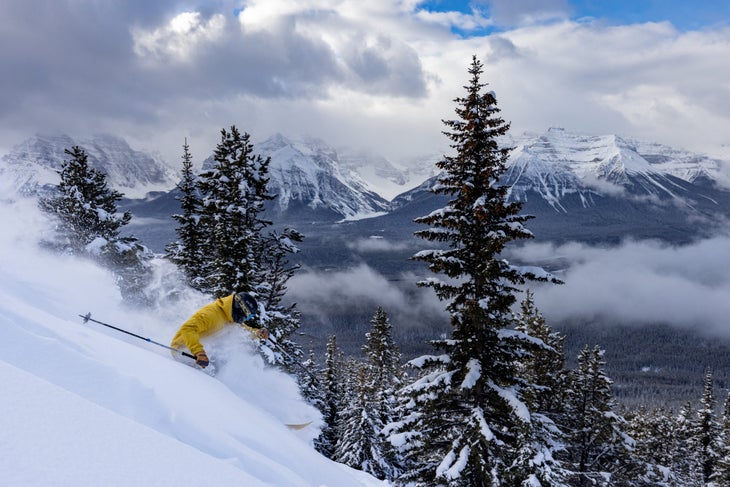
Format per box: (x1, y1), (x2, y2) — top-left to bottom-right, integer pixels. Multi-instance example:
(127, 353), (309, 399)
(234, 293), (257, 323)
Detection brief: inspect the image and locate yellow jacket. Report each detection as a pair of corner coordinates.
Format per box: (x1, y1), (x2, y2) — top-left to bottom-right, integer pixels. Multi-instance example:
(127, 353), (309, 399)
(171, 294), (259, 356)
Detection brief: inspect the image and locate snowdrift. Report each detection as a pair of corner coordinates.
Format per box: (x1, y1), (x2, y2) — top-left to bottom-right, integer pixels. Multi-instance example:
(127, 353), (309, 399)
(0, 199), (383, 487)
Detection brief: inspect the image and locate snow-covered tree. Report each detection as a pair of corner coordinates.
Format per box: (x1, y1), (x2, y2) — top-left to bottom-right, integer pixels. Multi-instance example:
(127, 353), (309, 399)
(510, 291), (569, 485)
(363, 307), (402, 426)
(390, 56), (559, 486)
(298, 349), (324, 411)
(513, 290), (566, 417)
(336, 307), (403, 479)
(335, 361), (391, 479)
(315, 335), (346, 459)
(196, 126), (273, 297)
(696, 368), (720, 484)
(256, 228), (304, 365)
(39, 146), (150, 303)
(672, 401), (703, 486)
(166, 138), (206, 288)
(625, 406), (677, 486)
(561, 346), (635, 486)
(712, 392), (730, 485)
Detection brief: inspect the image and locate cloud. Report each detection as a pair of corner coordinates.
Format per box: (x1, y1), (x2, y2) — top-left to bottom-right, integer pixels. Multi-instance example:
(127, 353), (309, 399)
(517, 237), (730, 337)
(0, 1), (729, 168)
(287, 264), (446, 329)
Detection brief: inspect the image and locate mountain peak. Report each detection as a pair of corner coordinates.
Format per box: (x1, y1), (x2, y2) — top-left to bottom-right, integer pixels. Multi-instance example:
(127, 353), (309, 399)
(1, 133), (179, 199)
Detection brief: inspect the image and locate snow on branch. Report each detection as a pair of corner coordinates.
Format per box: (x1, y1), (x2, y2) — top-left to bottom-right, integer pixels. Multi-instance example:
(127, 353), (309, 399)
(487, 380), (531, 423)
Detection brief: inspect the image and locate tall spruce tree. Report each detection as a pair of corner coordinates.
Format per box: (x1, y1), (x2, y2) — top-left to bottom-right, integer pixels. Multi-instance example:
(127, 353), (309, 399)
(40, 146), (131, 253)
(391, 56), (558, 486)
(712, 393), (730, 484)
(625, 406), (678, 485)
(314, 335), (345, 459)
(257, 227), (304, 364)
(39, 146), (150, 303)
(673, 401), (703, 485)
(513, 290), (566, 416)
(166, 138), (206, 288)
(561, 346), (634, 486)
(363, 307), (402, 426)
(196, 126), (273, 297)
(334, 361), (391, 479)
(338, 307), (404, 480)
(695, 368), (720, 484)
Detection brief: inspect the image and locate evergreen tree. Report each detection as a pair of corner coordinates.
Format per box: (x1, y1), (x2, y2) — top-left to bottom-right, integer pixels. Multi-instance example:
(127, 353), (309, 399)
(339, 307), (404, 479)
(334, 361), (391, 479)
(298, 349), (324, 411)
(40, 146), (131, 253)
(510, 291), (569, 485)
(672, 401), (703, 486)
(166, 138), (206, 288)
(561, 346), (635, 486)
(390, 56), (558, 486)
(513, 290), (566, 416)
(712, 392), (730, 485)
(257, 227), (304, 365)
(625, 406), (677, 486)
(196, 126), (273, 297)
(363, 307), (402, 426)
(39, 146), (150, 303)
(314, 335), (345, 459)
(695, 368), (720, 484)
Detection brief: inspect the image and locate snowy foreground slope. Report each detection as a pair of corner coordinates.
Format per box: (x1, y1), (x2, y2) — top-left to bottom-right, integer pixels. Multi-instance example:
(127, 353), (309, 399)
(0, 200), (383, 487)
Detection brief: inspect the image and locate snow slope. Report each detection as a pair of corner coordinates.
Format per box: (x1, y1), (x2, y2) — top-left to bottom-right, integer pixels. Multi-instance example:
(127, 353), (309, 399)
(0, 198), (383, 487)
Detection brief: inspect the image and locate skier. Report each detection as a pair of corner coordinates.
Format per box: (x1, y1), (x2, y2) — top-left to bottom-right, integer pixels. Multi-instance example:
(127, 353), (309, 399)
(171, 292), (269, 368)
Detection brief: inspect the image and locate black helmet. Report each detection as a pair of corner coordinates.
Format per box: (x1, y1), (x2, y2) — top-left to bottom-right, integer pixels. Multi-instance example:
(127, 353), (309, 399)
(232, 292), (258, 324)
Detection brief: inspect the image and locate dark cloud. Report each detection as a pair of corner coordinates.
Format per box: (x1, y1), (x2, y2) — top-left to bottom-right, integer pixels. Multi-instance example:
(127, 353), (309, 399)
(0, 1), (429, 153)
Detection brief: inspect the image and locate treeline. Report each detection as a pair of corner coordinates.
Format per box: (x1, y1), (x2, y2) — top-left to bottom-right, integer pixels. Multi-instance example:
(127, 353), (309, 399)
(309, 294), (730, 485)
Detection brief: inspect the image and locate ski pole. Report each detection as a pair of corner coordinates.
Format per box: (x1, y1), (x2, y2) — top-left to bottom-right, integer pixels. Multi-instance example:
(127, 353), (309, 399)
(266, 337), (320, 384)
(79, 313), (196, 360)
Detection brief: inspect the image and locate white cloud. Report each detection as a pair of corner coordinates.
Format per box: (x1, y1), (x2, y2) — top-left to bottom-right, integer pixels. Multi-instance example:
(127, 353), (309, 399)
(519, 237), (730, 337)
(133, 12), (226, 63)
(0, 1), (729, 166)
(287, 264), (446, 327)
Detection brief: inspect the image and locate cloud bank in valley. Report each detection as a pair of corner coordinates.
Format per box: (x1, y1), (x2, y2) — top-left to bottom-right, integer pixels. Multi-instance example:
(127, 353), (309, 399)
(520, 237), (730, 336)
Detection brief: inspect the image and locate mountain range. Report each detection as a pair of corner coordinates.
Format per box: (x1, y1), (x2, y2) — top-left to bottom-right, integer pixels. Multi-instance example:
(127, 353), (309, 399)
(0, 133), (179, 199)
(5, 129), (730, 408)
(6, 128), (729, 236)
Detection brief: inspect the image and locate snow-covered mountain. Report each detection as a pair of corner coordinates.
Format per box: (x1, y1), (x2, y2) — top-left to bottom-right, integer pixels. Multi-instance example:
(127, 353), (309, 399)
(502, 128), (730, 212)
(0, 198), (383, 487)
(255, 134), (390, 221)
(0, 133), (179, 199)
(196, 133), (392, 222)
(337, 147), (439, 201)
(388, 128), (730, 244)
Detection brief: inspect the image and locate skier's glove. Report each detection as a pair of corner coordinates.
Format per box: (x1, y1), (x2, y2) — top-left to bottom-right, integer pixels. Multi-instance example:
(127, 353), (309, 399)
(195, 352), (209, 368)
(256, 328), (269, 340)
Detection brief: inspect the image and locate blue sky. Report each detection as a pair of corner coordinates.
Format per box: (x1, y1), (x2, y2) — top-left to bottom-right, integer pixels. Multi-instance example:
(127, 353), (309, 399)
(421, 0), (730, 33)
